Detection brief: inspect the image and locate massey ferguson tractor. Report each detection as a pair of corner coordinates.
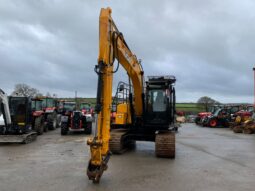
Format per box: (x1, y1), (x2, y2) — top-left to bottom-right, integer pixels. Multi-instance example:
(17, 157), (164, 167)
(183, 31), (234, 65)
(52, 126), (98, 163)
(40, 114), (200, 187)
(195, 105), (223, 125)
(60, 101), (92, 135)
(80, 102), (94, 122)
(31, 98), (46, 134)
(41, 97), (60, 130)
(202, 105), (244, 128)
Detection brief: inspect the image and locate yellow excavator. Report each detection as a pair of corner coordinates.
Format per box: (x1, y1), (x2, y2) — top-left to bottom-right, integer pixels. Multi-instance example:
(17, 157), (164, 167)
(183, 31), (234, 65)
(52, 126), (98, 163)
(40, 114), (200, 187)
(87, 7), (177, 183)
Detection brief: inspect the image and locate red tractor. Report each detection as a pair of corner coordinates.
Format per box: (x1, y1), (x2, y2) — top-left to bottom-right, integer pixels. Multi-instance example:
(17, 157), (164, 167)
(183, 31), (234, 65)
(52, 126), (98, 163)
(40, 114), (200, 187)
(41, 97), (60, 130)
(31, 98), (46, 134)
(202, 105), (244, 128)
(195, 105), (224, 125)
(60, 101), (92, 135)
(80, 102), (94, 121)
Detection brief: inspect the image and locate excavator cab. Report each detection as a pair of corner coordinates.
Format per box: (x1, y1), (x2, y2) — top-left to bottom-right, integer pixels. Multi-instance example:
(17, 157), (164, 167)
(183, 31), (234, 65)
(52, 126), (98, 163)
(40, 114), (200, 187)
(145, 76), (176, 129)
(8, 96), (32, 134)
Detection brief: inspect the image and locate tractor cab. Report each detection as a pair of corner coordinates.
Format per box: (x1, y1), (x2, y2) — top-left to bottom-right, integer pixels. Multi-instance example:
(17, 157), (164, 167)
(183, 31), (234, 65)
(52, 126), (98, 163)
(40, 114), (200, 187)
(42, 97), (56, 108)
(31, 98), (43, 114)
(62, 101), (76, 113)
(80, 102), (92, 115)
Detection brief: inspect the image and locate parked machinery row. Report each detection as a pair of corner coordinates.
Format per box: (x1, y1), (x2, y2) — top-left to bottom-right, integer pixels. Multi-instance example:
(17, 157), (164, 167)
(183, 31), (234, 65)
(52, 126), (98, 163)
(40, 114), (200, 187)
(195, 104), (253, 128)
(0, 92), (41, 143)
(0, 89), (93, 143)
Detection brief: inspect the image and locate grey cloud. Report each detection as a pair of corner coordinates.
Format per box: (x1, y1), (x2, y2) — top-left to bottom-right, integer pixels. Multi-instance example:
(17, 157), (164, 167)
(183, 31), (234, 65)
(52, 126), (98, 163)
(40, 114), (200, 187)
(0, 0), (254, 103)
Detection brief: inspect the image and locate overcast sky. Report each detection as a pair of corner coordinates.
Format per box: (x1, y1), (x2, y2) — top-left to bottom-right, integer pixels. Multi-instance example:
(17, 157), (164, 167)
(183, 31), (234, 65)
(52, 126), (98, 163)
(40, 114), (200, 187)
(1, 0), (255, 103)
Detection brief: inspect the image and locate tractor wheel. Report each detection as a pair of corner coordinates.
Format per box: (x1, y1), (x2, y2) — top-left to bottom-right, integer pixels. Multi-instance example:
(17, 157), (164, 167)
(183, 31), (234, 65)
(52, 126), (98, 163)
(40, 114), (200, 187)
(57, 114), (61, 128)
(209, 119), (217, 127)
(44, 124), (48, 132)
(35, 116), (44, 135)
(61, 123), (68, 135)
(195, 117), (200, 125)
(233, 125), (243, 133)
(84, 122), (92, 134)
(222, 121), (229, 127)
(47, 112), (57, 130)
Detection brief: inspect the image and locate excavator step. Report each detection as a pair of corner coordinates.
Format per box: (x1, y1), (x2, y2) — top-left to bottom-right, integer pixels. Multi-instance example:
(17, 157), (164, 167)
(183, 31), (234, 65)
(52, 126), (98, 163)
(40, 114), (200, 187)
(155, 132), (175, 158)
(0, 132), (37, 144)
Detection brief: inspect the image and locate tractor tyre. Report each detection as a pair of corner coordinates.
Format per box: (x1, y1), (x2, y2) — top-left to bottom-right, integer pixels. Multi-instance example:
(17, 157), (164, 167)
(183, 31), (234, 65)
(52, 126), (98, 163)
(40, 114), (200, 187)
(61, 123), (68, 135)
(209, 119), (217, 127)
(85, 122), (92, 134)
(44, 125), (48, 132)
(57, 114), (61, 128)
(47, 112), (57, 130)
(35, 116), (44, 135)
(195, 117), (200, 125)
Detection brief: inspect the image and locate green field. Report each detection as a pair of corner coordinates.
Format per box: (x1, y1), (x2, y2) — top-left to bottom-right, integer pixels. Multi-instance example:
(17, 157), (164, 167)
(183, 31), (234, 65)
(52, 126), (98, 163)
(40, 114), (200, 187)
(176, 103), (204, 114)
(58, 98), (203, 115)
(58, 98), (97, 106)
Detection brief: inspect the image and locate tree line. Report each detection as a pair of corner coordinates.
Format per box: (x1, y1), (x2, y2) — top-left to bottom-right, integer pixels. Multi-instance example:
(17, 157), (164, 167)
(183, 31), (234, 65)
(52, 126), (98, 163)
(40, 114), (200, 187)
(11, 83), (56, 98)
(11, 83), (219, 112)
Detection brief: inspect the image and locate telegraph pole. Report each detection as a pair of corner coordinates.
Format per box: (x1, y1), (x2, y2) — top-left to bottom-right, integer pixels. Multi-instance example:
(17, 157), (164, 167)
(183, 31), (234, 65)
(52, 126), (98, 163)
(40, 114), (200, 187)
(75, 90), (78, 110)
(253, 68), (255, 109)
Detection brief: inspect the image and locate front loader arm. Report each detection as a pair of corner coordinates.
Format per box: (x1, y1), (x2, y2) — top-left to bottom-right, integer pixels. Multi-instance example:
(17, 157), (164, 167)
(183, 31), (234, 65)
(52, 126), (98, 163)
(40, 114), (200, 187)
(87, 7), (144, 183)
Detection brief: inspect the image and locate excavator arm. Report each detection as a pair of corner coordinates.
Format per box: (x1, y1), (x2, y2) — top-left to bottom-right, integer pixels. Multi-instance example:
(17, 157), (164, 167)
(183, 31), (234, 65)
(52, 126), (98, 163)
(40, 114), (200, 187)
(0, 89), (12, 128)
(87, 7), (144, 183)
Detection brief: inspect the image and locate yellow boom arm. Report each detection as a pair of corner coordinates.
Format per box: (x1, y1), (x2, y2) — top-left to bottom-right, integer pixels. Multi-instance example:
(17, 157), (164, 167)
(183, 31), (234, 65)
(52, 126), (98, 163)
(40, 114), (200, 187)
(87, 7), (144, 183)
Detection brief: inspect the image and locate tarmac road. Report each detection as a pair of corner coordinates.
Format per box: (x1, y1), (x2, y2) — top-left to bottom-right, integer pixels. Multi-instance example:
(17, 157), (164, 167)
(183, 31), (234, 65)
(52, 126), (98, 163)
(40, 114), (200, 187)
(0, 123), (255, 191)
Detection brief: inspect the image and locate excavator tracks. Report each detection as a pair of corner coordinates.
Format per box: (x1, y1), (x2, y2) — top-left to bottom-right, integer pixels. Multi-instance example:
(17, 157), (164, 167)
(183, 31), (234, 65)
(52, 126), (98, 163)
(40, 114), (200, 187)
(0, 132), (37, 144)
(155, 132), (175, 158)
(109, 129), (134, 154)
